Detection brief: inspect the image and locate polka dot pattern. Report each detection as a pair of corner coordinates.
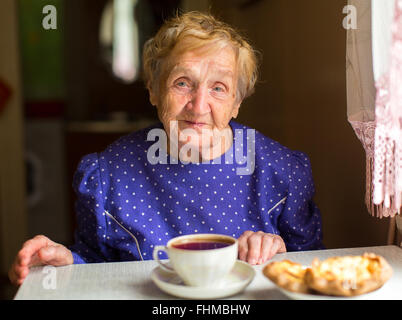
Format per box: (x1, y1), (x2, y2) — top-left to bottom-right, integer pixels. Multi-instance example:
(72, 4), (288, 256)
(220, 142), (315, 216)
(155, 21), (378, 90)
(69, 121), (324, 264)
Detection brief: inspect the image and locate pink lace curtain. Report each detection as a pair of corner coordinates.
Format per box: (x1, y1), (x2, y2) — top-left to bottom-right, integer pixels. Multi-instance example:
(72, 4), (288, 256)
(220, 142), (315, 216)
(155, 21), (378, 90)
(347, 0), (402, 219)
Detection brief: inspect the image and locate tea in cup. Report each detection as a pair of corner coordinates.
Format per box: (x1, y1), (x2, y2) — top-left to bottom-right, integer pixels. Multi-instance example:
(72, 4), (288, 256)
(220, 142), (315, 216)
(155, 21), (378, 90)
(153, 233), (238, 287)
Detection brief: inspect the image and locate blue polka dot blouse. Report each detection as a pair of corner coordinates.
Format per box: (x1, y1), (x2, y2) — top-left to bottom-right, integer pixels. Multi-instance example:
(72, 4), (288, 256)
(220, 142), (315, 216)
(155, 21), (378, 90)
(69, 120), (324, 263)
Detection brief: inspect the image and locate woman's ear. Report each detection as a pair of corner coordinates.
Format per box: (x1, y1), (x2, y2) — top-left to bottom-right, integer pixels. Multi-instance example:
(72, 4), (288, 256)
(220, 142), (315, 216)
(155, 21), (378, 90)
(231, 101), (241, 119)
(147, 82), (157, 106)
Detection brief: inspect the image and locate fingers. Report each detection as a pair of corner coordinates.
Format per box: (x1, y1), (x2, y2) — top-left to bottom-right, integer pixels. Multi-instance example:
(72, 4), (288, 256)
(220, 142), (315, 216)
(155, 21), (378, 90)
(237, 231), (287, 265)
(276, 237), (287, 254)
(245, 232), (263, 265)
(8, 261), (28, 286)
(262, 236), (284, 261)
(8, 235), (73, 286)
(37, 245), (73, 266)
(9, 253), (37, 286)
(19, 235), (53, 267)
(9, 235), (49, 286)
(238, 230), (253, 262)
(259, 235), (274, 263)
(238, 231), (265, 265)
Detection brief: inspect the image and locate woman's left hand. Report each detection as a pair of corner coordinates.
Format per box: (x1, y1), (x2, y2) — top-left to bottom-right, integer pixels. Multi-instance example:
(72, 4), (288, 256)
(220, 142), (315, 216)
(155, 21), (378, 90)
(237, 231), (287, 265)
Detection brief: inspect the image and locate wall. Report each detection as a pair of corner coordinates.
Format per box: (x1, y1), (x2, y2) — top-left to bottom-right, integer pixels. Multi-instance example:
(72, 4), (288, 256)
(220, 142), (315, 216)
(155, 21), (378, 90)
(210, 0), (389, 249)
(64, 0), (179, 121)
(0, 0), (28, 274)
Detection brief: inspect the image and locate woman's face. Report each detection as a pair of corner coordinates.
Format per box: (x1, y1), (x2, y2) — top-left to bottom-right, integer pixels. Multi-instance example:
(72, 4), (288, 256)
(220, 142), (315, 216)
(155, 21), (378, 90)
(149, 44), (241, 159)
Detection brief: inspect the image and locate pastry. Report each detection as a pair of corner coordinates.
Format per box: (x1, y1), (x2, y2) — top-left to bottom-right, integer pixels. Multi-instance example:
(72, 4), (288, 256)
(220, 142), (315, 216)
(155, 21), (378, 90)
(305, 253), (393, 296)
(263, 260), (310, 293)
(263, 253), (392, 297)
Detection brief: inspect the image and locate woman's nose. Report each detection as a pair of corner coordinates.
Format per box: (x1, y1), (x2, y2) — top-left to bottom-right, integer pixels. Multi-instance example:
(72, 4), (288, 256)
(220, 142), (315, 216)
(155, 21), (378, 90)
(187, 86), (211, 115)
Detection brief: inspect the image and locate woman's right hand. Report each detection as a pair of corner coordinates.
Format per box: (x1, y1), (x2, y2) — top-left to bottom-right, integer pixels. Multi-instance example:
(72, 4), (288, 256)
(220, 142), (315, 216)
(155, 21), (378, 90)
(8, 235), (73, 286)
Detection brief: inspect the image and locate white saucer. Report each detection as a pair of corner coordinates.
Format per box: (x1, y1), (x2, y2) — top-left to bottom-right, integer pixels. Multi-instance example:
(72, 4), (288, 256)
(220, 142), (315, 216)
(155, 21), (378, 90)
(276, 285), (382, 300)
(151, 260), (255, 299)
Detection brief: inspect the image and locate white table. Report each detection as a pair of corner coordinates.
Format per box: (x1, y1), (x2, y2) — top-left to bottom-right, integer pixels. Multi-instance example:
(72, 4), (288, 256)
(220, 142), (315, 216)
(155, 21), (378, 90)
(14, 245), (402, 300)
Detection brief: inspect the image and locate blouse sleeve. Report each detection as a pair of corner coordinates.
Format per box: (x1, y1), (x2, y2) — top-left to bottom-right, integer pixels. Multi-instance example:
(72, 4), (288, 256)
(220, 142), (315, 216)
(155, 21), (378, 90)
(278, 151), (324, 251)
(68, 153), (113, 264)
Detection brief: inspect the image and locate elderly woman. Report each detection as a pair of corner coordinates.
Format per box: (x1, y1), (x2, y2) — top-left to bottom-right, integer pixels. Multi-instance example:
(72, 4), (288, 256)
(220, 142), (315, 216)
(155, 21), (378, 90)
(9, 11), (323, 285)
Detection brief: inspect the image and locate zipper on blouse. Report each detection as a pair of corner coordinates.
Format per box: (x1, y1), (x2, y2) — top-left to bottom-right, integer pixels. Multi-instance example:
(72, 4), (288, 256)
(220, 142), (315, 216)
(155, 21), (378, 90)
(104, 210), (144, 261)
(267, 196), (287, 215)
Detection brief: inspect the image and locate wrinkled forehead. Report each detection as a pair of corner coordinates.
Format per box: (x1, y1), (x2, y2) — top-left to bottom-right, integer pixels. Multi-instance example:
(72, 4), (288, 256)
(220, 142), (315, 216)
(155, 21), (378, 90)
(160, 37), (239, 83)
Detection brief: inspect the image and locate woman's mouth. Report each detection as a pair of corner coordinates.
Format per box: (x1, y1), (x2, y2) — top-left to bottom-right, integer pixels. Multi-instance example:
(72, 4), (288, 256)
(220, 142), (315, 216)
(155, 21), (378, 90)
(183, 120), (207, 129)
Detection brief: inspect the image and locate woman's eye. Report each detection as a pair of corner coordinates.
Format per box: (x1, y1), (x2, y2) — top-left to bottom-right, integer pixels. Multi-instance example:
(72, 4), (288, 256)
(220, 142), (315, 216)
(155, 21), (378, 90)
(213, 86), (224, 92)
(175, 80), (188, 88)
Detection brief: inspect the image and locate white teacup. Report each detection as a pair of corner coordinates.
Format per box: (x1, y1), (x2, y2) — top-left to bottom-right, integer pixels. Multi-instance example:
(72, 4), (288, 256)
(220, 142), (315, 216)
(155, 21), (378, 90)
(153, 233), (238, 287)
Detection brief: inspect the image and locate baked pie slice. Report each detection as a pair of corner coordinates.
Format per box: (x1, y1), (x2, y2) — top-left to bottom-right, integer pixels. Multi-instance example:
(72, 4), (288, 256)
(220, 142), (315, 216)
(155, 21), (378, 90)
(263, 260), (310, 293)
(263, 253), (392, 297)
(305, 253), (393, 296)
